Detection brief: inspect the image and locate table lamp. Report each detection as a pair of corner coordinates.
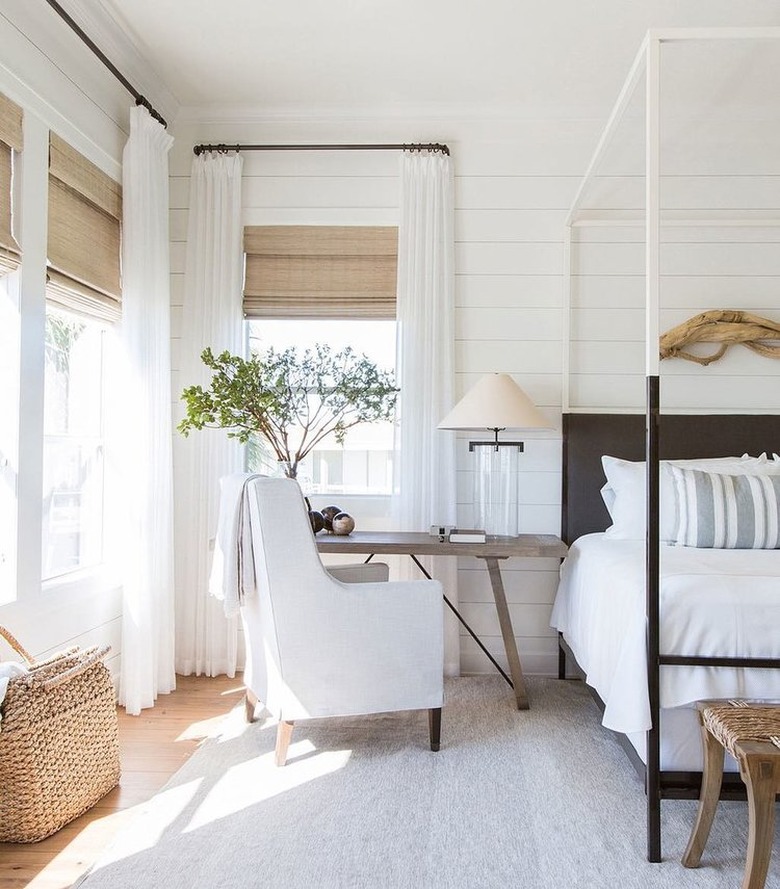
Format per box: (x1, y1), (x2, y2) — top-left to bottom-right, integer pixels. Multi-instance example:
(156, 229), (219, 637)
(438, 373), (551, 536)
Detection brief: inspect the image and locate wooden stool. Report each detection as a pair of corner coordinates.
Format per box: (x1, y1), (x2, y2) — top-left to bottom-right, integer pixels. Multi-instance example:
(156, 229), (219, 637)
(682, 701), (780, 889)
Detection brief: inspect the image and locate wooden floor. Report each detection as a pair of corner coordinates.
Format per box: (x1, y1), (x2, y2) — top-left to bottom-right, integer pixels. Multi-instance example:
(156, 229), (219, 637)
(0, 674), (245, 889)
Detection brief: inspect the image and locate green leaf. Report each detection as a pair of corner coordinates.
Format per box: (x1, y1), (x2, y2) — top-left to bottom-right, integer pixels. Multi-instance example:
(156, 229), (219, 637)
(178, 344), (398, 467)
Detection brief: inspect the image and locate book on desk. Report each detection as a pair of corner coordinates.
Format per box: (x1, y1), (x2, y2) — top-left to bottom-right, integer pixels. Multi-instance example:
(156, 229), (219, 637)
(447, 529), (486, 544)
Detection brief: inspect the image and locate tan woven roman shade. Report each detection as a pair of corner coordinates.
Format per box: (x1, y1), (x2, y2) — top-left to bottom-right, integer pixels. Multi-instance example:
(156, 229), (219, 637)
(47, 133), (122, 323)
(0, 91), (23, 273)
(243, 225), (398, 319)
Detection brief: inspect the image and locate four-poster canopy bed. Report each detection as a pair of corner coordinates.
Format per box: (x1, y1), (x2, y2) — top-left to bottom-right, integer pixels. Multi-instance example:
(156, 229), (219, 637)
(554, 27), (780, 864)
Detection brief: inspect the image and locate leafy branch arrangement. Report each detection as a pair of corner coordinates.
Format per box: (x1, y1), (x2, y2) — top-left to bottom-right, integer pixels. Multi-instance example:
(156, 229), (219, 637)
(178, 345), (398, 479)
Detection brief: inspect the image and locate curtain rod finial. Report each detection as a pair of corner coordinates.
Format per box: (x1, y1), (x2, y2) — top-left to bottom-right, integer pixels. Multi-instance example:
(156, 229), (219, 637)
(134, 95), (167, 129)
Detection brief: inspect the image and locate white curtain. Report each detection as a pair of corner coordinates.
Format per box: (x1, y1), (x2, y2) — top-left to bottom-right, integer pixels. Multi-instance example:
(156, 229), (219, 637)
(174, 151), (244, 677)
(117, 105), (176, 714)
(395, 151), (460, 675)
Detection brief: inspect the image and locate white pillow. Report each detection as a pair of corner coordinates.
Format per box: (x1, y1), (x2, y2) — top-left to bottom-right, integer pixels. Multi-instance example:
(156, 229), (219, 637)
(599, 482), (616, 519)
(600, 454), (777, 541)
(670, 467), (780, 548)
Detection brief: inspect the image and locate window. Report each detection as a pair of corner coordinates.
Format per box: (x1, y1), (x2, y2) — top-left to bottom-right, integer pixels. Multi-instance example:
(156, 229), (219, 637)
(247, 318), (396, 495)
(41, 307), (106, 580)
(40, 134), (120, 583)
(244, 225), (398, 497)
(243, 225), (397, 320)
(0, 91), (22, 599)
(47, 133), (122, 323)
(0, 117), (121, 599)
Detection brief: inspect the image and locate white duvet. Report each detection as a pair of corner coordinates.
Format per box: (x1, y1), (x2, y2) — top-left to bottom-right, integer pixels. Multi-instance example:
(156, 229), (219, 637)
(550, 533), (780, 734)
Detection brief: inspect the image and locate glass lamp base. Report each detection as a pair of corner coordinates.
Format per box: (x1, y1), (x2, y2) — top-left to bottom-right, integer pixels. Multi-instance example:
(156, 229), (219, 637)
(473, 445), (519, 536)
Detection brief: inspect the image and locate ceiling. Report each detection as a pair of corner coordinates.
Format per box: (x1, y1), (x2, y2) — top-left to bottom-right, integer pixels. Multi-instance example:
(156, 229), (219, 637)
(79, 1), (780, 120)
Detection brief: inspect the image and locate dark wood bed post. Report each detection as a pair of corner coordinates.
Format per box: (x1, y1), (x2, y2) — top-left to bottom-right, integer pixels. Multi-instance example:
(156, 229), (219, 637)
(646, 376), (662, 862)
(558, 414), (571, 679)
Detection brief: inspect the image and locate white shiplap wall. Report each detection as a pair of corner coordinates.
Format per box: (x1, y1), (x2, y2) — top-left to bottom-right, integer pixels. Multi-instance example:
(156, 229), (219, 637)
(570, 229), (780, 411)
(169, 111), (780, 677)
(569, 110), (780, 411)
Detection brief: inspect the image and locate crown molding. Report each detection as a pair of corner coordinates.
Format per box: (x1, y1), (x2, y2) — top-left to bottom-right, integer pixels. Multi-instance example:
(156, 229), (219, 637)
(173, 101), (619, 127)
(52, 0), (180, 125)
(174, 100), (780, 129)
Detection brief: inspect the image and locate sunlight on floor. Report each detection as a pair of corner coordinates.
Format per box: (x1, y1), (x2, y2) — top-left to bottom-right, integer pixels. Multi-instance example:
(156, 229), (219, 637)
(175, 685), (245, 743)
(26, 808), (137, 888)
(218, 683), (248, 699)
(89, 780), (205, 868)
(175, 713), (234, 742)
(85, 699), (353, 868)
(212, 702), (260, 743)
(184, 745), (353, 833)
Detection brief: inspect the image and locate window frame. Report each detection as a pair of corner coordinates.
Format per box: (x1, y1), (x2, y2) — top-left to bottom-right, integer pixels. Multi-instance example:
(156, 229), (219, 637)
(242, 223), (400, 510)
(3, 112), (121, 613)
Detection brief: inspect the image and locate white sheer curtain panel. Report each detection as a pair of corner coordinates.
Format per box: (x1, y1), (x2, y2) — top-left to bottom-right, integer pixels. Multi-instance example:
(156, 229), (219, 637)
(117, 105), (176, 714)
(395, 151), (460, 676)
(174, 151), (245, 677)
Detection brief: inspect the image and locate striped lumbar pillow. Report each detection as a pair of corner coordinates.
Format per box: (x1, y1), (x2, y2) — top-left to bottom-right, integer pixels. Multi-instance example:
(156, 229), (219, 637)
(670, 467), (780, 548)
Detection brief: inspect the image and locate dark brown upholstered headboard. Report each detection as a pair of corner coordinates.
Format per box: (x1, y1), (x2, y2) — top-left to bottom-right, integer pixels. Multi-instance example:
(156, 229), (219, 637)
(561, 413), (780, 545)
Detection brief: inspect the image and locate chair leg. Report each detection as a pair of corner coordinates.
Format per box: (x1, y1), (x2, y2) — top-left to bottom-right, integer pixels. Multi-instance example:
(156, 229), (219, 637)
(428, 707), (441, 752)
(275, 720), (295, 767)
(740, 746), (778, 889)
(682, 717), (725, 868)
(245, 689), (259, 723)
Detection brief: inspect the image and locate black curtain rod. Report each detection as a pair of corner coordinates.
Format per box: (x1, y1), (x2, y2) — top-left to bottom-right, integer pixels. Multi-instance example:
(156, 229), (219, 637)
(43, 0), (168, 128)
(193, 142), (450, 157)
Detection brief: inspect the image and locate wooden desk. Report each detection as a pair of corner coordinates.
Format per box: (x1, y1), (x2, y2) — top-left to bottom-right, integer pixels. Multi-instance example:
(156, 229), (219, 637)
(317, 531), (568, 710)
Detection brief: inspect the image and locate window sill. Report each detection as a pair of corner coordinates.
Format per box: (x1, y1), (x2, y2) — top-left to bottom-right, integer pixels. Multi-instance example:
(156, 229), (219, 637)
(42, 564), (119, 599)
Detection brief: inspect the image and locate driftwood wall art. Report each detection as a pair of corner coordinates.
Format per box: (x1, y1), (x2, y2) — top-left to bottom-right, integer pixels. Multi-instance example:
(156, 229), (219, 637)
(659, 310), (780, 366)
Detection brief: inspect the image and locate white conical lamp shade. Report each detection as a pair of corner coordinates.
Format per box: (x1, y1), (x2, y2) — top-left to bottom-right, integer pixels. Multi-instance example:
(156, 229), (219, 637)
(438, 373), (551, 431)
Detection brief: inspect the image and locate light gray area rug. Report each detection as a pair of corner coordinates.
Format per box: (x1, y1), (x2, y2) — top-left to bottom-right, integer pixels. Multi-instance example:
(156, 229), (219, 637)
(75, 677), (779, 889)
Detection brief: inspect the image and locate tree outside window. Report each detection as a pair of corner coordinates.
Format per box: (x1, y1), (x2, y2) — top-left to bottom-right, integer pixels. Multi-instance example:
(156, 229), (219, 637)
(246, 318), (397, 496)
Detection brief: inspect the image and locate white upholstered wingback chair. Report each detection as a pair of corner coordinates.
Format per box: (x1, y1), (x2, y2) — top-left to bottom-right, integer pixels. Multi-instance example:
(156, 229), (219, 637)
(240, 476), (444, 765)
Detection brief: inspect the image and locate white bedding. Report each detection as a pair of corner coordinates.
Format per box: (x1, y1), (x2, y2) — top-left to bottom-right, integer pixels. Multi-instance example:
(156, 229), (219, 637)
(551, 533), (780, 737)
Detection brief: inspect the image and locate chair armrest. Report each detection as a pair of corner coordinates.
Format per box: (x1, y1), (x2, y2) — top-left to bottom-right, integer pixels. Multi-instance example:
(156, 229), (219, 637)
(327, 562), (389, 583)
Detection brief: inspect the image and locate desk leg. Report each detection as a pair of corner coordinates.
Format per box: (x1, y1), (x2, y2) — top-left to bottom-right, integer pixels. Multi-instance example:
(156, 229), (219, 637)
(483, 556), (529, 710)
(409, 553), (513, 688)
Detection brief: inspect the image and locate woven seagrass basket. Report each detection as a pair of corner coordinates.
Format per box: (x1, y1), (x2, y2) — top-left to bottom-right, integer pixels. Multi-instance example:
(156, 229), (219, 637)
(0, 626), (121, 843)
